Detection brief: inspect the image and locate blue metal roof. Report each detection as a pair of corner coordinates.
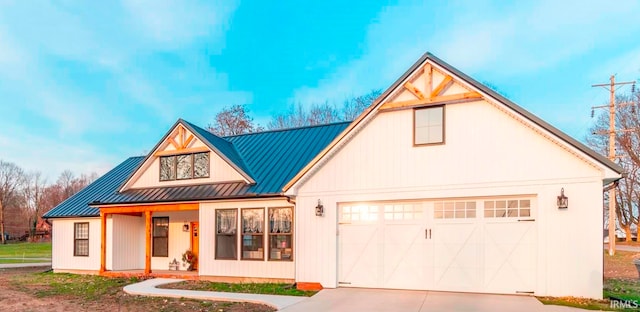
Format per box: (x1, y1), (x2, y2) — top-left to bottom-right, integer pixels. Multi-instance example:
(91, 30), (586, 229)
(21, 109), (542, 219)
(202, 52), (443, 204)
(181, 119), (255, 183)
(43, 156), (144, 218)
(44, 121), (350, 218)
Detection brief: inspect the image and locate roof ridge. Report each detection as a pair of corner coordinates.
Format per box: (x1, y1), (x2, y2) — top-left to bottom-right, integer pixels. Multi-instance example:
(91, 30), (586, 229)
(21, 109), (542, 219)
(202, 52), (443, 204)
(224, 120), (353, 138)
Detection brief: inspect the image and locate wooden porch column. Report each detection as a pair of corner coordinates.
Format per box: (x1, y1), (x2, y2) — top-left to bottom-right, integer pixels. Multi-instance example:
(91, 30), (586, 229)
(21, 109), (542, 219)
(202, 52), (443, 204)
(144, 210), (152, 275)
(99, 211), (106, 274)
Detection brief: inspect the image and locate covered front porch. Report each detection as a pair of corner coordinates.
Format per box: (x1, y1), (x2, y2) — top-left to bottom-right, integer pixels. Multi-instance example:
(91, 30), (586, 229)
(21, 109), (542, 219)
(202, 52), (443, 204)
(99, 203), (200, 276)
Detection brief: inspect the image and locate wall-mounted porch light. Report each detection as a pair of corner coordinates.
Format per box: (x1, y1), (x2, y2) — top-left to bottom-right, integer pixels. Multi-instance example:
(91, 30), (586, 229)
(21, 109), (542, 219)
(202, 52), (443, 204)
(182, 222), (190, 232)
(557, 188), (568, 209)
(315, 199), (324, 217)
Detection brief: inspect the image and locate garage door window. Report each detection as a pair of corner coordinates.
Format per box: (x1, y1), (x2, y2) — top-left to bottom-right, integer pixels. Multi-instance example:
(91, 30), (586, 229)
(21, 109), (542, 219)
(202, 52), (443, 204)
(341, 205), (379, 222)
(434, 201), (476, 219)
(384, 204), (422, 220)
(484, 199), (530, 218)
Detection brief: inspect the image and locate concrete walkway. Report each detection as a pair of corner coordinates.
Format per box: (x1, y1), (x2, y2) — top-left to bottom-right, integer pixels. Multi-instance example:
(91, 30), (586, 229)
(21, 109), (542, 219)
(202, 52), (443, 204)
(604, 243), (640, 252)
(123, 278), (306, 310)
(125, 279), (601, 312)
(280, 288), (601, 312)
(0, 262), (51, 269)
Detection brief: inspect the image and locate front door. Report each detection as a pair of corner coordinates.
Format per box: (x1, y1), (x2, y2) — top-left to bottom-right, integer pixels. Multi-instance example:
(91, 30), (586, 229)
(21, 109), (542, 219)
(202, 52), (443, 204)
(190, 222), (199, 270)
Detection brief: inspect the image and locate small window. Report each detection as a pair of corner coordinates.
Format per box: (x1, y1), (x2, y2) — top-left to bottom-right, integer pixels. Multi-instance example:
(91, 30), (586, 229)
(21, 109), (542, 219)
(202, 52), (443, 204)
(484, 199), (531, 218)
(269, 207), (293, 261)
(241, 208), (264, 260)
(340, 205), (379, 223)
(383, 204), (422, 221)
(152, 217), (169, 257)
(159, 152), (209, 181)
(415, 106), (444, 145)
(434, 201), (476, 219)
(216, 209), (238, 259)
(74, 222), (89, 256)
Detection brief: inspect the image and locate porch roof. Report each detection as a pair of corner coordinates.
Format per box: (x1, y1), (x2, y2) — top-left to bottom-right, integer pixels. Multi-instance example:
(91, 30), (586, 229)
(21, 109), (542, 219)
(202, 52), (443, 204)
(44, 121), (350, 218)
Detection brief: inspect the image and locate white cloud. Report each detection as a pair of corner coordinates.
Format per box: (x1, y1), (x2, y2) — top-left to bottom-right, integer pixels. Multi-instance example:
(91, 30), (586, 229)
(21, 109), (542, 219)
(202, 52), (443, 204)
(0, 1), (240, 178)
(290, 0), (640, 106)
(121, 0), (238, 49)
(0, 125), (117, 181)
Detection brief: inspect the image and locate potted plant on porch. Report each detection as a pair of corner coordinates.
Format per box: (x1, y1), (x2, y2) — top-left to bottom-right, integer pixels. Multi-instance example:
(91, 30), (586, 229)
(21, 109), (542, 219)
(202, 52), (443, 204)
(182, 250), (197, 271)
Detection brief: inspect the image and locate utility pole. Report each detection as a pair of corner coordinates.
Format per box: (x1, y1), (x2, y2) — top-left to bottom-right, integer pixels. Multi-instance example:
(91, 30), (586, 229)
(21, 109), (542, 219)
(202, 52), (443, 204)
(592, 75), (635, 256)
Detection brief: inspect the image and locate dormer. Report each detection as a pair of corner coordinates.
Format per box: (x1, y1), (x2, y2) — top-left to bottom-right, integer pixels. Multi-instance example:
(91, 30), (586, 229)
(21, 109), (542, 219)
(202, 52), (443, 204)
(119, 119), (254, 191)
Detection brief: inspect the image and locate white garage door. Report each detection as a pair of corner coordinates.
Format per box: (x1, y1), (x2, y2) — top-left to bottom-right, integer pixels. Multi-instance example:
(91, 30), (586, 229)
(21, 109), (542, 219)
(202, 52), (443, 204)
(337, 197), (536, 294)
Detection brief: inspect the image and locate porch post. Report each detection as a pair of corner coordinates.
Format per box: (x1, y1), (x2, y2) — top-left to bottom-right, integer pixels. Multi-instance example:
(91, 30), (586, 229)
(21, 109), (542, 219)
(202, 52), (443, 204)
(99, 211), (106, 274)
(144, 210), (152, 274)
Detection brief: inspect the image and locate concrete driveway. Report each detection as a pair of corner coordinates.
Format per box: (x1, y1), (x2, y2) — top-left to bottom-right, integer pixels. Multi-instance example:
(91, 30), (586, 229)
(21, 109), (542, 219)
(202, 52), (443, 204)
(280, 288), (591, 312)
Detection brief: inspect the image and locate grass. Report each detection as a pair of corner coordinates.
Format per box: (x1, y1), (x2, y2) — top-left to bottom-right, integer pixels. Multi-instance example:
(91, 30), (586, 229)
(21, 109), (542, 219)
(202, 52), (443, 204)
(11, 271), (138, 300)
(7, 270), (276, 311)
(605, 278), (640, 302)
(538, 250), (640, 311)
(160, 281), (318, 297)
(0, 242), (51, 258)
(538, 296), (612, 311)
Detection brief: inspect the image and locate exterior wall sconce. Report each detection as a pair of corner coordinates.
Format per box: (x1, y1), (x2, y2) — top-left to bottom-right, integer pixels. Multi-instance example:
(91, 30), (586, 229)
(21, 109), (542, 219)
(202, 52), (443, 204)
(183, 222), (190, 232)
(557, 188), (568, 209)
(315, 200), (324, 217)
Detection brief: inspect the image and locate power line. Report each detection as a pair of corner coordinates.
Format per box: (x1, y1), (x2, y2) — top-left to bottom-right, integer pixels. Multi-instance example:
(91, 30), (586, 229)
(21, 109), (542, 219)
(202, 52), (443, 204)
(591, 75), (635, 256)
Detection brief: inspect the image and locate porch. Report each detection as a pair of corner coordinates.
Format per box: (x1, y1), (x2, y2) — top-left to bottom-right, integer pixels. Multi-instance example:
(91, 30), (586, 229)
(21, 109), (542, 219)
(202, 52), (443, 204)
(99, 203), (200, 276)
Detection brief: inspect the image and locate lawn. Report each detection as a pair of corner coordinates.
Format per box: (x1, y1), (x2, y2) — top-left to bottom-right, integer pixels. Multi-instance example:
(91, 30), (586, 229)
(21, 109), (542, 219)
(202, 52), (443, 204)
(538, 250), (640, 311)
(5, 269), (274, 311)
(0, 242), (52, 259)
(159, 281), (318, 297)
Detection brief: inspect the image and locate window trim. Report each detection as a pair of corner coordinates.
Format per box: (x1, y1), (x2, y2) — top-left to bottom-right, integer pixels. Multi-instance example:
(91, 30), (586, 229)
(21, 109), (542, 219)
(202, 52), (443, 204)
(74, 222), (89, 257)
(215, 209), (238, 260)
(268, 207), (294, 262)
(241, 208), (265, 261)
(152, 217), (169, 257)
(159, 152), (210, 182)
(413, 105), (445, 146)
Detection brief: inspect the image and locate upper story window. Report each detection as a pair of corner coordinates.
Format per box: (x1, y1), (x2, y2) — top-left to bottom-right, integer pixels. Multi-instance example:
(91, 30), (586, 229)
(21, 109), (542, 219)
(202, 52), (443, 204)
(159, 152), (209, 181)
(414, 106), (444, 145)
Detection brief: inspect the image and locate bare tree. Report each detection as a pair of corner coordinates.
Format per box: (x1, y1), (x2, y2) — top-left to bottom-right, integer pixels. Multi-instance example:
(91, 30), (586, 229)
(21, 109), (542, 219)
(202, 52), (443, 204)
(0, 161), (25, 244)
(208, 104), (262, 136)
(22, 171), (47, 238)
(267, 90), (382, 130)
(342, 89), (382, 120)
(588, 92), (640, 241)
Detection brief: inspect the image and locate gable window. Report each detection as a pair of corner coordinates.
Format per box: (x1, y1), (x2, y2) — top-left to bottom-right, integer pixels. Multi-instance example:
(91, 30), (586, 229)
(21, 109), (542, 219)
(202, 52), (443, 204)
(152, 217), (169, 257)
(414, 106), (444, 145)
(216, 209), (237, 259)
(160, 152), (209, 181)
(268, 207), (293, 261)
(74, 222), (89, 256)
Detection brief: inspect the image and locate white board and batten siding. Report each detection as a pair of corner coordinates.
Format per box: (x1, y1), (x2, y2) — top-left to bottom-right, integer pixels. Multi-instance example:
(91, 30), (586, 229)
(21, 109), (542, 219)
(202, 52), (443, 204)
(51, 218), (101, 271)
(199, 199), (295, 280)
(107, 214), (145, 271)
(292, 89), (609, 298)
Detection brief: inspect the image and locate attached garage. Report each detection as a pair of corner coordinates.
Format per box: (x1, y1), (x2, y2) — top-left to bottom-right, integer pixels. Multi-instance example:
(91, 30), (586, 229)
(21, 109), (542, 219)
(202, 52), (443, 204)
(287, 53), (622, 298)
(337, 198), (536, 294)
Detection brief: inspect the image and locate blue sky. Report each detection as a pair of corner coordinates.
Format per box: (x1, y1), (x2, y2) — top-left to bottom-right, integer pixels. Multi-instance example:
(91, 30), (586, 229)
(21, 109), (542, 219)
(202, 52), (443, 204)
(1, 0), (639, 180)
